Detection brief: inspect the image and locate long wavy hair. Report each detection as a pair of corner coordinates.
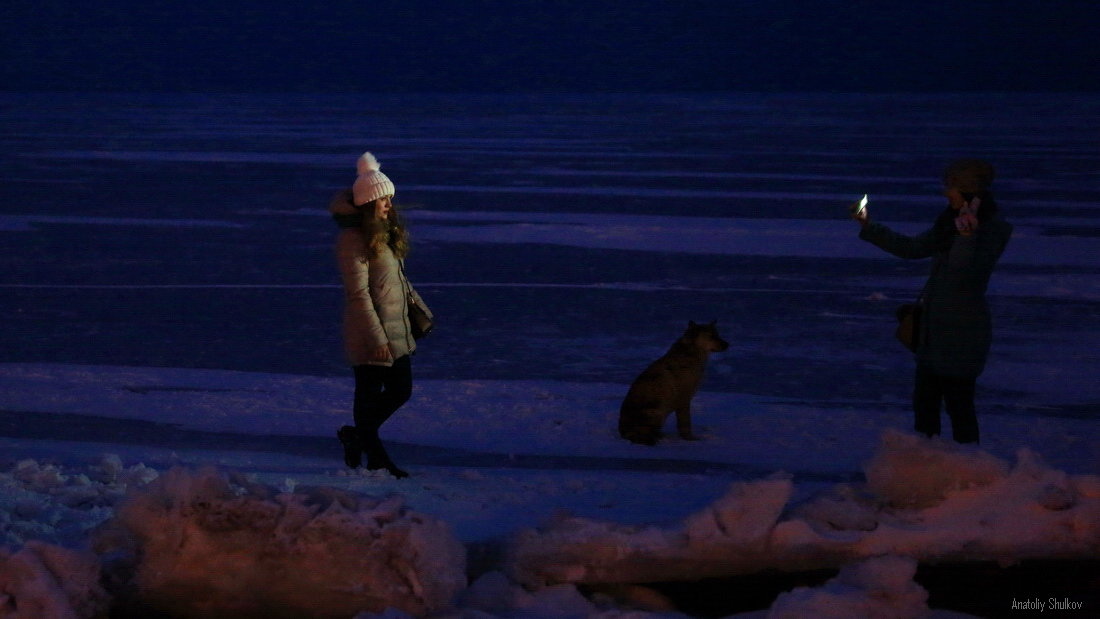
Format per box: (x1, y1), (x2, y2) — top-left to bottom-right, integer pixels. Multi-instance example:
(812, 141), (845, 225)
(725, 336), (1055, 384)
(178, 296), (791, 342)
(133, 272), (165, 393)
(360, 200), (410, 260)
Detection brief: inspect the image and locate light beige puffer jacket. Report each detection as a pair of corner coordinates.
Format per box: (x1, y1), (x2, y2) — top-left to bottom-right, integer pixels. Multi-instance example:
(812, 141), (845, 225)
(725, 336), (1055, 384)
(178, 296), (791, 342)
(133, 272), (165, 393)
(331, 192), (432, 367)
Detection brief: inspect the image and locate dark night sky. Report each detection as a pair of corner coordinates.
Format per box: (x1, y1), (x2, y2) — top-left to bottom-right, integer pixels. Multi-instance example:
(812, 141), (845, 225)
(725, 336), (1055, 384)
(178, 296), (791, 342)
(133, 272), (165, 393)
(3, 0), (1099, 93)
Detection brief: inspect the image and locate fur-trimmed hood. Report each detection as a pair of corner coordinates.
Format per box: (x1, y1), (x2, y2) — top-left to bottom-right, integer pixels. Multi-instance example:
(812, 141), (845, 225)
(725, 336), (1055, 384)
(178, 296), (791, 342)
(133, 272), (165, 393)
(329, 189), (358, 216)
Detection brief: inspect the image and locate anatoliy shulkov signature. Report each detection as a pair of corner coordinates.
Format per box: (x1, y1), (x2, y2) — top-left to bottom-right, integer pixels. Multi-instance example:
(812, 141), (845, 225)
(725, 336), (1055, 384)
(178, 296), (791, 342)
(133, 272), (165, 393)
(1011, 597), (1085, 612)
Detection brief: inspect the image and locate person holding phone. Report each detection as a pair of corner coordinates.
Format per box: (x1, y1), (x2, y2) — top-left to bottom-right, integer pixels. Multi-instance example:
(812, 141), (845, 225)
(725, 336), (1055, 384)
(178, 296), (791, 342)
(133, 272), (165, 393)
(850, 159), (1013, 443)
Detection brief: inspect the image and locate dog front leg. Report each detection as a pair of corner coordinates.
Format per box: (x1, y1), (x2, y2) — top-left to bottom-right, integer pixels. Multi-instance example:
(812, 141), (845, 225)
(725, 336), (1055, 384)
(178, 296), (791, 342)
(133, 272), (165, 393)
(675, 405), (697, 440)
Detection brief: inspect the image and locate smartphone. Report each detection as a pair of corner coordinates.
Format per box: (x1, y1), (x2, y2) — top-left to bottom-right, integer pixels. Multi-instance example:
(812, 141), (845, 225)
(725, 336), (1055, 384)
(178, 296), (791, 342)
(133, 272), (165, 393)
(852, 194), (868, 216)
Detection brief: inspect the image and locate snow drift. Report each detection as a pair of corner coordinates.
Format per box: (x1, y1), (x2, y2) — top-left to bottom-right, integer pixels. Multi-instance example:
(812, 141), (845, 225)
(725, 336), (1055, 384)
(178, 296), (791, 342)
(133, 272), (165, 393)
(95, 466), (467, 617)
(767, 555), (929, 619)
(2, 431), (1097, 617)
(506, 430), (1100, 587)
(1, 456), (158, 551)
(0, 542), (110, 619)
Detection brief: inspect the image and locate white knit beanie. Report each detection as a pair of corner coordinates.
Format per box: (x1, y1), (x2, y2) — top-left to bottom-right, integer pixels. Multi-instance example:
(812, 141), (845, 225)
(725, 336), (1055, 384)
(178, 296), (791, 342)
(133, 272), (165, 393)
(352, 152), (396, 206)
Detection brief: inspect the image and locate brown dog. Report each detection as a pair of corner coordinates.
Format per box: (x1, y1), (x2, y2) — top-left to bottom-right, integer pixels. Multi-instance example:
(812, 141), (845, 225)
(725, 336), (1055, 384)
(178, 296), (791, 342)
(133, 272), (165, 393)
(618, 321), (729, 445)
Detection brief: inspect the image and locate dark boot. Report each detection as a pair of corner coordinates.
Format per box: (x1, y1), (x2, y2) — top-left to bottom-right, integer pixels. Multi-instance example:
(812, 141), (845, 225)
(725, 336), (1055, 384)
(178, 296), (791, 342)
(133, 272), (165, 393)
(337, 425), (362, 468)
(361, 431), (409, 479)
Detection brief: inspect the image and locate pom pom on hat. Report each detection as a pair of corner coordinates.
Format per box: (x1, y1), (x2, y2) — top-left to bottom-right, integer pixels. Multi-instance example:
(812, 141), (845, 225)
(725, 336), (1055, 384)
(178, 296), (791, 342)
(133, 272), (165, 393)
(352, 151), (396, 206)
(944, 159), (994, 194)
(356, 151), (381, 175)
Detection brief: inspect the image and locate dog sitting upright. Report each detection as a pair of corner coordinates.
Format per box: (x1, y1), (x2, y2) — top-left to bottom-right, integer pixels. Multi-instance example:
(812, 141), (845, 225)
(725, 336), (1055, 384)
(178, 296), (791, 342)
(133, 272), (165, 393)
(618, 321), (729, 445)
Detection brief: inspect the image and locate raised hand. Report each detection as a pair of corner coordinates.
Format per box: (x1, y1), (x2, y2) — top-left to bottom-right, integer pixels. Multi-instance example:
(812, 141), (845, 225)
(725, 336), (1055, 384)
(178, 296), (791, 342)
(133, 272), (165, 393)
(955, 196), (981, 235)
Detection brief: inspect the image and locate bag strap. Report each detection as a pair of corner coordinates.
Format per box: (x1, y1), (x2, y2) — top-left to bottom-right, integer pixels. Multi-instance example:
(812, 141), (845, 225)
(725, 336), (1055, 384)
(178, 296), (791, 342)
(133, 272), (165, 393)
(398, 259), (416, 303)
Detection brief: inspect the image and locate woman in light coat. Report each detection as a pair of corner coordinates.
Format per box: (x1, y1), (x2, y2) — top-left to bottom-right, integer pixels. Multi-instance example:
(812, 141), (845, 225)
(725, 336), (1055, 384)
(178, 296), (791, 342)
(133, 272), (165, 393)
(330, 152), (432, 477)
(852, 159), (1012, 443)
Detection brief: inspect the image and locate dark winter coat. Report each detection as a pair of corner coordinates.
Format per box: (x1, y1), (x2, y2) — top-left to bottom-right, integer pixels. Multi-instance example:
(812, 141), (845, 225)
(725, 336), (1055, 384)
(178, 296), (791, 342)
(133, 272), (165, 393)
(860, 213), (1012, 378)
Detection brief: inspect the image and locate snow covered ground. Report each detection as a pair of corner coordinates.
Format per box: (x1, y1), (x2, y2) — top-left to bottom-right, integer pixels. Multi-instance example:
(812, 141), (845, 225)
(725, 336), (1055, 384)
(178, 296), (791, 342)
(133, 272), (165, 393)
(1, 93), (1098, 617)
(0, 367), (1096, 617)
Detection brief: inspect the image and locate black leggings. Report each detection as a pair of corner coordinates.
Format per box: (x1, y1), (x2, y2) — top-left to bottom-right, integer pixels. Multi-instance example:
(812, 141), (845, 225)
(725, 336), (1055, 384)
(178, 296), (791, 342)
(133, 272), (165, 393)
(353, 356), (412, 458)
(913, 364), (979, 444)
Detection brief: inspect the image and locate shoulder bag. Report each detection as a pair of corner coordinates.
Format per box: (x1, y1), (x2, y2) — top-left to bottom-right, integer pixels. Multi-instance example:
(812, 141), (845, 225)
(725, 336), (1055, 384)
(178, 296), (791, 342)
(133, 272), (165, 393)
(895, 302), (921, 352)
(399, 260), (433, 340)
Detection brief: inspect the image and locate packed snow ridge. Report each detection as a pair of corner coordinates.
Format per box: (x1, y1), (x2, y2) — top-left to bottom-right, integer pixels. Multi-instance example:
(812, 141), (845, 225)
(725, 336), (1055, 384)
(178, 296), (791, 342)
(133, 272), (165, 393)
(509, 430), (1099, 588)
(1, 430), (1098, 617)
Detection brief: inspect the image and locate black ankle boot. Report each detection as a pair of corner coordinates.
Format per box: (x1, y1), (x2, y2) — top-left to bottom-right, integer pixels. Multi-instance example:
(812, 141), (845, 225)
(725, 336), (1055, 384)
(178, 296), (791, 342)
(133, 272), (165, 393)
(370, 460), (409, 479)
(337, 426), (362, 468)
(363, 435), (409, 479)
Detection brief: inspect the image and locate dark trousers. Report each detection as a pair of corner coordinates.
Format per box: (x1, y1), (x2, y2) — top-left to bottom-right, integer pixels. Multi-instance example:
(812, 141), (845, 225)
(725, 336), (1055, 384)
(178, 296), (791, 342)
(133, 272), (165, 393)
(913, 364), (979, 444)
(353, 355), (412, 464)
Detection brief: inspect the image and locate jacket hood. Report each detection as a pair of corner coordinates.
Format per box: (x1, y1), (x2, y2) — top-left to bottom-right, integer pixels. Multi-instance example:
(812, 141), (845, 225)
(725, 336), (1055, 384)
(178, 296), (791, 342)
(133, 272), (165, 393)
(329, 189), (358, 216)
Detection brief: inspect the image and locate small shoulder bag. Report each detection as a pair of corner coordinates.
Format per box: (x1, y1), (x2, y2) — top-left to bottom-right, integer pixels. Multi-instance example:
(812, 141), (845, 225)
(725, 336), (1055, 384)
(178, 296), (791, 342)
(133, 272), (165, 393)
(408, 296), (433, 340)
(895, 301), (922, 352)
(399, 260), (433, 340)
